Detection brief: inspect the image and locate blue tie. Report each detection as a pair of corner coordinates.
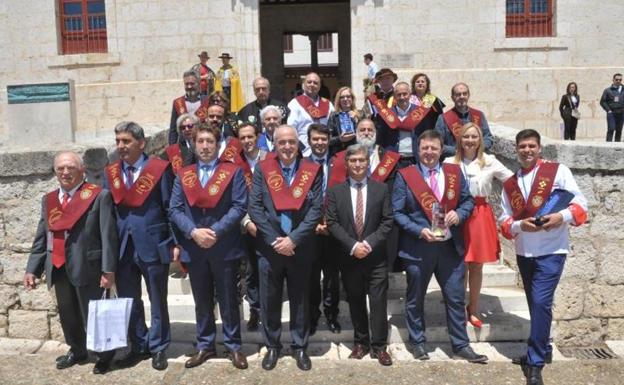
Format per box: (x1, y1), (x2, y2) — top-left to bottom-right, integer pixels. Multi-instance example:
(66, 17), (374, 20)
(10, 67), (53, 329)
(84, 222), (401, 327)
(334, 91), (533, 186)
(280, 167), (292, 234)
(125, 166), (135, 189)
(200, 165), (210, 187)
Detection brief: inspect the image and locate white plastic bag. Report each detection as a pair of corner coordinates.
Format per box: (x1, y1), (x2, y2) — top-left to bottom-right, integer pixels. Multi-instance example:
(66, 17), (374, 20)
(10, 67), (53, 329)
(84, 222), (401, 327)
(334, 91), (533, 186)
(86, 287), (133, 352)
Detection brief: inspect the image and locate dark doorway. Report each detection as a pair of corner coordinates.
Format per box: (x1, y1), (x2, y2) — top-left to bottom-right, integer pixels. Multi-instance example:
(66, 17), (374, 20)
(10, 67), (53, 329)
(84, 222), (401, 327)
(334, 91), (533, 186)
(259, 0), (351, 102)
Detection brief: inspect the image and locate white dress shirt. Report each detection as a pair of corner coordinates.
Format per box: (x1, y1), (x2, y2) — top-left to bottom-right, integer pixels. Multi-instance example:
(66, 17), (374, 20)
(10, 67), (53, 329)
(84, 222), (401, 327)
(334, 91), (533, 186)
(122, 156), (147, 186)
(444, 153), (513, 198)
(396, 104), (414, 156)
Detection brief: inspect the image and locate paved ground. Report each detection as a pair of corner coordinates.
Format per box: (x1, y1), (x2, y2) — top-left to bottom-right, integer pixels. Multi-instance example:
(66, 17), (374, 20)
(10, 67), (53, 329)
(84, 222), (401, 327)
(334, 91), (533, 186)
(1, 339), (624, 385)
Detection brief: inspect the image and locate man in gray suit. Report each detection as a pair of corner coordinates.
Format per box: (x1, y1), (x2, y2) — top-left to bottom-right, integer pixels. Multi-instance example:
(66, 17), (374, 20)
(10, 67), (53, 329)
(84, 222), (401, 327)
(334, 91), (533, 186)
(24, 151), (118, 374)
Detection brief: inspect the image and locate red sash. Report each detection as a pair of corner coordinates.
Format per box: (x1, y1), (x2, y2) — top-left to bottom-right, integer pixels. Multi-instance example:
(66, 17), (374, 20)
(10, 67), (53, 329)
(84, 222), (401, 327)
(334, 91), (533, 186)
(174, 96), (209, 122)
(179, 162), (238, 209)
(395, 104), (432, 131)
(165, 144), (184, 174)
(46, 183), (102, 231)
(105, 158), (169, 207)
(442, 107), (483, 141)
(295, 95), (330, 119)
(503, 162), (559, 220)
(368, 94), (399, 129)
(259, 158), (321, 211)
(371, 151), (400, 182)
(219, 138), (253, 189)
(199, 65), (208, 92)
(399, 164), (462, 222)
(327, 151), (348, 189)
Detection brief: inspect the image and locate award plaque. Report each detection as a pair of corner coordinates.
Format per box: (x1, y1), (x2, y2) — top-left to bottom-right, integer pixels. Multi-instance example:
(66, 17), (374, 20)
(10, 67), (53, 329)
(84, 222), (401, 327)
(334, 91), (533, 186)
(431, 202), (447, 239)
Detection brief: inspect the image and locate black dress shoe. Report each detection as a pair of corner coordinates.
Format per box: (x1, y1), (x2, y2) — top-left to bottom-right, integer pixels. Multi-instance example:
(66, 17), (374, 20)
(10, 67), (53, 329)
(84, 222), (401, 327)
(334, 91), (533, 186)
(525, 365), (544, 385)
(115, 350), (150, 368)
(293, 349), (311, 371)
(327, 318), (341, 334)
(453, 346), (489, 363)
(512, 351), (553, 365)
(411, 344), (430, 361)
(152, 350), (168, 371)
(92, 357), (112, 375)
(262, 348), (279, 370)
(56, 351), (88, 369)
(247, 309), (260, 332)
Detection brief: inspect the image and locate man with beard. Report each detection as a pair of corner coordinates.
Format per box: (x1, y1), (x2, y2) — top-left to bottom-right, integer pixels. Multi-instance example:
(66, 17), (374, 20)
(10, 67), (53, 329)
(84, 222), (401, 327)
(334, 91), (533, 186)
(328, 119), (401, 269)
(169, 71), (210, 145)
(238, 77), (289, 130)
(248, 125), (323, 371)
(169, 124), (248, 370)
(257, 105), (283, 153)
(434, 82), (493, 158)
(287, 72), (334, 156)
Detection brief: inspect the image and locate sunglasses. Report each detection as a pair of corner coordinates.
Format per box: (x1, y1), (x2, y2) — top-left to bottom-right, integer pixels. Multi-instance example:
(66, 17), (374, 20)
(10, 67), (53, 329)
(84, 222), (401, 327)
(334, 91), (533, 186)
(181, 124), (195, 130)
(339, 95), (353, 99)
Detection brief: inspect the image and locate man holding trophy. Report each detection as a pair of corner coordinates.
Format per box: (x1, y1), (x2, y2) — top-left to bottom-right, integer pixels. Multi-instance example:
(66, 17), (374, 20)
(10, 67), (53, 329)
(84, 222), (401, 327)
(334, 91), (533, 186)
(392, 129), (488, 363)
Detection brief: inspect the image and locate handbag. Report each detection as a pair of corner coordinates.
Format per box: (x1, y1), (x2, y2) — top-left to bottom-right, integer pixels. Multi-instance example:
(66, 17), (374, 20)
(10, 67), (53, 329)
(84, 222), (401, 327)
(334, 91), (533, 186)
(86, 286), (133, 352)
(568, 96), (581, 119)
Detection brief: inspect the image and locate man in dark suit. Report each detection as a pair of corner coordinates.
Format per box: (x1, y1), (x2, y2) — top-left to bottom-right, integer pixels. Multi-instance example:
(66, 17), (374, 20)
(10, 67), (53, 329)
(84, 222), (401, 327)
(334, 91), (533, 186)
(248, 124), (323, 371)
(24, 151), (118, 374)
(306, 123), (341, 335)
(392, 129), (487, 363)
(237, 77), (289, 130)
(169, 124), (248, 370)
(103, 122), (175, 370)
(325, 143), (394, 366)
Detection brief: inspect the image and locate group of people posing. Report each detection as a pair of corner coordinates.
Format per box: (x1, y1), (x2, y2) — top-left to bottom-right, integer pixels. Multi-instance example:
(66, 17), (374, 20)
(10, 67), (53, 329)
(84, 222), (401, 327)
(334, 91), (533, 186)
(24, 66), (588, 385)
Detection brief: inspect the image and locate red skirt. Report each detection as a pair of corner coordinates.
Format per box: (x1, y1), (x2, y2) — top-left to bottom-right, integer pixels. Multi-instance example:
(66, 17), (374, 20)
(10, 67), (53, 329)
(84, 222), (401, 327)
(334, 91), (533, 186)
(463, 197), (500, 263)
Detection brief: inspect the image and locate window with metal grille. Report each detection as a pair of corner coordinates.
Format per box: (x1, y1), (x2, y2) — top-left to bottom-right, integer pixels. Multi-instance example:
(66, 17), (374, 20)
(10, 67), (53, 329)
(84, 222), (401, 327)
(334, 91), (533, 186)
(317, 33), (333, 52)
(283, 34), (293, 53)
(506, 0), (554, 37)
(59, 0), (108, 54)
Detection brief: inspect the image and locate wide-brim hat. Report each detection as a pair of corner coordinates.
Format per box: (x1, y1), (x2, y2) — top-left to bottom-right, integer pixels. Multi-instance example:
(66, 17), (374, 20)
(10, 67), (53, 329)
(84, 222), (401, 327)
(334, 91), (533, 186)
(218, 53), (233, 59)
(198, 51), (209, 59)
(374, 68), (398, 83)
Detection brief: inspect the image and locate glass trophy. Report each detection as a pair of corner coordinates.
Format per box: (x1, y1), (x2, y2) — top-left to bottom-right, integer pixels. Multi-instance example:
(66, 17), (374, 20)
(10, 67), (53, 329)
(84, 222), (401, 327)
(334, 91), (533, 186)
(339, 112), (354, 135)
(431, 202), (447, 239)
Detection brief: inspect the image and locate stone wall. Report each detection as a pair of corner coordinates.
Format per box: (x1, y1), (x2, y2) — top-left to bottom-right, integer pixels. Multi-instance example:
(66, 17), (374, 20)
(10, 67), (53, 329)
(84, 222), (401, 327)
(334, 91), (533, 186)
(491, 124), (624, 346)
(0, 129), (166, 340)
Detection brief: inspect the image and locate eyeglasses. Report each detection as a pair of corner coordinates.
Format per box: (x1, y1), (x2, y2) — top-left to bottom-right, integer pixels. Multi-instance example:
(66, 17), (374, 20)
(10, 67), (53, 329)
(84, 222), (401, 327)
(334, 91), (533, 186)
(339, 95), (353, 99)
(181, 124), (195, 130)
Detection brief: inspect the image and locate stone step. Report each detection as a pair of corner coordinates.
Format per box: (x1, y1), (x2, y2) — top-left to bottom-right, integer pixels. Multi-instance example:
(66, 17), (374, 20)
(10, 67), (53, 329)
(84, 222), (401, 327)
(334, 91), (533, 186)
(145, 286), (527, 322)
(144, 263), (518, 296)
(163, 310), (533, 344)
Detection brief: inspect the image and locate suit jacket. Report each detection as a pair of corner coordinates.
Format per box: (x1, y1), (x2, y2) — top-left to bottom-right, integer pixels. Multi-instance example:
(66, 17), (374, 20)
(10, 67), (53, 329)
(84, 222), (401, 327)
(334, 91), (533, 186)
(237, 98), (289, 129)
(103, 155), (175, 264)
(241, 149), (269, 230)
(559, 94), (580, 119)
(375, 104), (423, 157)
(248, 159), (323, 257)
(325, 179), (394, 264)
(392, 164), (474, 260)
(26, 187), (118, 288)
(161, 140), (196, 168)
(169, 163), (248, 263)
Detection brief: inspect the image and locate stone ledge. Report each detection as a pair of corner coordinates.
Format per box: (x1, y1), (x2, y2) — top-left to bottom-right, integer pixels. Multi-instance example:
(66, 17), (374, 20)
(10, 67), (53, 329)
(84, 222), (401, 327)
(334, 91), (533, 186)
(493, 37), (568, 52)
(46, 52), (121, 69)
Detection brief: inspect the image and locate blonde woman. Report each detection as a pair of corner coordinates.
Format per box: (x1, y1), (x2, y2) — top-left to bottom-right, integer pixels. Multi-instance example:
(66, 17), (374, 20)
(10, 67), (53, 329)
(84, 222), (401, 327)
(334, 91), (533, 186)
(444, 122), (513, 328)
(327, 86), (362, 154)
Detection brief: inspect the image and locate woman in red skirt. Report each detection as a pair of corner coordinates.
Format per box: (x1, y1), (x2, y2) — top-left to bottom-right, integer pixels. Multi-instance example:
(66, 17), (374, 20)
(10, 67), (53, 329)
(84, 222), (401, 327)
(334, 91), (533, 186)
(445, 122), (513, 328)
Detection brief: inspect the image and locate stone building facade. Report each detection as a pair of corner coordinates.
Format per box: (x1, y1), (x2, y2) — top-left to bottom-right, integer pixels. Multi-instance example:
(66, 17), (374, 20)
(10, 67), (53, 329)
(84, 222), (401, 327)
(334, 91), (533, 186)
(1, 1), (624, 144)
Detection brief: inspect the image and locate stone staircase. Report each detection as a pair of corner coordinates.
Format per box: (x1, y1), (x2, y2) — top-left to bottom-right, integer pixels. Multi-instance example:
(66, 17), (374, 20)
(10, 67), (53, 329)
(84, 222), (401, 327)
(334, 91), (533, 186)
(143, 263), (531, 346)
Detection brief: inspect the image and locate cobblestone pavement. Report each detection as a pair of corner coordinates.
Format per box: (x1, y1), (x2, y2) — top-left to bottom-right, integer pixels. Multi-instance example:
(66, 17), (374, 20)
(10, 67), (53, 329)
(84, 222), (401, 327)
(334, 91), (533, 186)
(1, 339), (623, 385)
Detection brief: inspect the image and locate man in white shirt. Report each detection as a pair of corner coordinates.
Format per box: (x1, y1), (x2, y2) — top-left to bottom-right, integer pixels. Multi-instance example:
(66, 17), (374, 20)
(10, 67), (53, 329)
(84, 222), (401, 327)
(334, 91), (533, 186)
(500, 129), (588, 385)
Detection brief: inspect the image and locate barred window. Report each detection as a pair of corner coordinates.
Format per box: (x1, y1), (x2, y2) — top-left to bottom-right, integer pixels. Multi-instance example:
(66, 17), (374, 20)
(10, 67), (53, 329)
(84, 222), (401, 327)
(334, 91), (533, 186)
(506, 0), (554, 38)
(59, 0), (108, 54)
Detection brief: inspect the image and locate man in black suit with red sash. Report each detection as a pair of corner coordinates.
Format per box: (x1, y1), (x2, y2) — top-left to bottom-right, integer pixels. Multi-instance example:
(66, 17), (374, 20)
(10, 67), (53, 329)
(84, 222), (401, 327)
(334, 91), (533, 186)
(248, 124), (323, 371)
(104, 122), (175, 371)
(392, 129), (487, 363)
(169, 124), (249, 370)
(434, 82), (493, 158)
(500, 129), (588, 385)
(169, 70), (210, 145)
(24, 151), (118, 374)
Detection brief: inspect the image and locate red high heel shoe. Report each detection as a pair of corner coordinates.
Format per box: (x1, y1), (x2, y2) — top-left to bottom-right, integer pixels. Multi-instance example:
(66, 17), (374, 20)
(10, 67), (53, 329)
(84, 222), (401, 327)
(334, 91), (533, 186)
(466, 306), (483, 329)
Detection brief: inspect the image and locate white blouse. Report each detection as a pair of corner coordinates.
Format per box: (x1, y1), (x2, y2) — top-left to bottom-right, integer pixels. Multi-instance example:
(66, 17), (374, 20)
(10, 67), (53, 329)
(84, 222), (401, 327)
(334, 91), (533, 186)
(444, 153), (513, 197)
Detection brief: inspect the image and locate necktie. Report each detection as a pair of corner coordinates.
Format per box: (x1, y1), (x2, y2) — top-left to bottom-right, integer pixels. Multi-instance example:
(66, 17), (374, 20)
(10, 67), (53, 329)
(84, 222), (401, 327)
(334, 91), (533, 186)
(125, 166), (135, 189)
(280, 167), (292, 234)
(429, 169), (441, 201)
(316, 158), (327, 192)
(355, 183), (364, 241)
(52, 193), (70, 268)
(200, 164), (211, 187)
